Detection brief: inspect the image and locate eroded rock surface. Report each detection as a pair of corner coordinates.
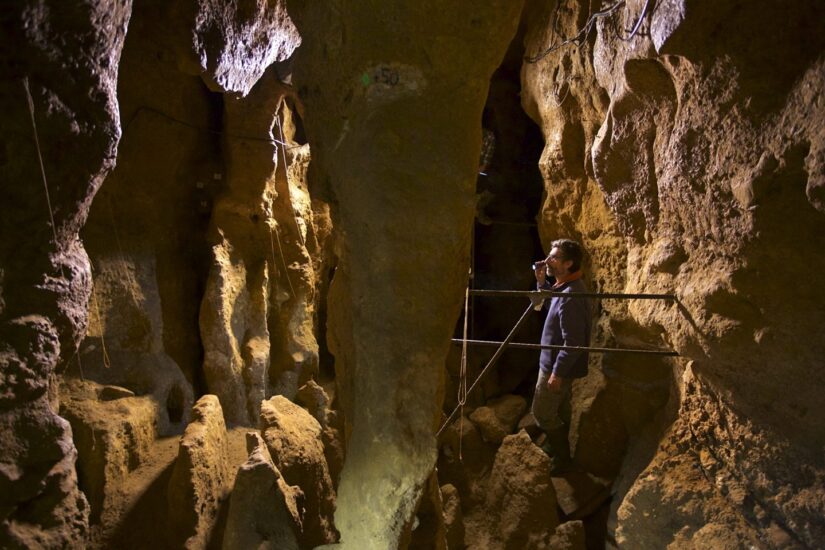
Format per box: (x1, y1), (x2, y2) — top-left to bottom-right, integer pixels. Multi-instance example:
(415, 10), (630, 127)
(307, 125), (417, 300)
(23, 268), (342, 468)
(521, 0), (825, 546)
(0, 1), (132, 546)
(59, 379), (158, 524)
(286, 1), (525, 546)
(171, 0), (300, 95)
(167, 395), (231, 549)
(223, 431), (303, 550)
(473, 430), (559, 549)
(260, 395), (337, 548)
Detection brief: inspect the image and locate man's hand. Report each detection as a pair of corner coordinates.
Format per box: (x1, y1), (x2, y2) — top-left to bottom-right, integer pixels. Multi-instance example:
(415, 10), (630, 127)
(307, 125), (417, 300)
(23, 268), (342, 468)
(547, 372), (564, 392)
(534, 260), (547, 286)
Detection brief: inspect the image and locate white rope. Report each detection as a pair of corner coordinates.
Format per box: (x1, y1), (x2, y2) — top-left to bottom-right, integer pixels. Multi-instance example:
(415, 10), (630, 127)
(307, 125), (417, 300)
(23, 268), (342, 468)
(89, 265), (111, 369)
(457, 271), (471, 461)
(23, 78), (61, 254)
(268, 219), (296, 298)
(275, 102), (307, 250)
(23, 77), (86, 378)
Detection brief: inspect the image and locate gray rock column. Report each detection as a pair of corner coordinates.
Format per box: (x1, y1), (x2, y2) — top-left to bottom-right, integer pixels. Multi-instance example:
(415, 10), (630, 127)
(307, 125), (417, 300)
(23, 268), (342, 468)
(286, 2), (524, 546)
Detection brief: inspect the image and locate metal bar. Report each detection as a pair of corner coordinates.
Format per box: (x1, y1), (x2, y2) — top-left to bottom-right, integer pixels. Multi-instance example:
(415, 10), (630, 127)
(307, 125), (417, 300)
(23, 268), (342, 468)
(469, 289), (677, 301)
(437, 302), (535, 437)
(450, 338), (679, 357)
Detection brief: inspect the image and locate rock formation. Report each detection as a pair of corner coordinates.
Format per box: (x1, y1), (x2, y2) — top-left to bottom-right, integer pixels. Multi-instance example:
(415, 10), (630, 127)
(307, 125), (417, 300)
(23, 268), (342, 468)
(521, 0), (825, 547)
(2, 0), (824, 548)
(167, 395), (231, 549)
(260, 394), (337, 548)
(0, 1), (132, 547)
(286, 1), (525, 546)
(222, 431), (303, 550)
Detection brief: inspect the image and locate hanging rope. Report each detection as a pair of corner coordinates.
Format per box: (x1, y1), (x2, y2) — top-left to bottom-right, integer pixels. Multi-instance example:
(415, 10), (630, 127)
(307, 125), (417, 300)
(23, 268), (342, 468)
(275, 102), (307, 250)
(23, 77), (87, 378)
(22, 77), (61, 254)
(268, 218), (296, 299)
(89, 265), (112, 369)
(438, 303), (537, 437)
(456, 269), (471, 460)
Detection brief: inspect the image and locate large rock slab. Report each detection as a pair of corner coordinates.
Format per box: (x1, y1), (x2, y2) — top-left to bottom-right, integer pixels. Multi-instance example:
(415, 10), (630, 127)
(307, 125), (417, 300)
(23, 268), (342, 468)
(260, 395), (337, 547)
(479, 430), (559, 549)
(58, 379), (158, 524)
(469, 394), (527, 443)
(167, 395), (231, 549)
(222, 431), (302, 550)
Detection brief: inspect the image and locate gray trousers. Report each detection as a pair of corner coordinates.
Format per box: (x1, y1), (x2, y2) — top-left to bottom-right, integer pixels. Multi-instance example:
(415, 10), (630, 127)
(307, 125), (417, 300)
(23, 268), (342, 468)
(531, 369), (573, 432)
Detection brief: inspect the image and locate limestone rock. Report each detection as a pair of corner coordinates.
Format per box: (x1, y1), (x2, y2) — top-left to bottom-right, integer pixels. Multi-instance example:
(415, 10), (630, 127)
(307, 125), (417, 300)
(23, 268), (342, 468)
(547, 521), (586, 550)
(295, 379), (329, 426)
(0, 399), (90, 549)
(469, 394), (527, 444)
(172, 0), (300, 95)
(0, 0), (131, 545)
(522, 0), (825, 545)
(438, 415), (496, 508)
(441, 484), (465, 550)
(59, 379), (158, 523)
(199, 72), (323, 425)
(167, 395), (231, 549)
(260, 395), (337, 547)
(80, 0), (212, 432)
(480, 430), (559, 549)
(222, 432), (302, 550)
(290, 1), (525, 546)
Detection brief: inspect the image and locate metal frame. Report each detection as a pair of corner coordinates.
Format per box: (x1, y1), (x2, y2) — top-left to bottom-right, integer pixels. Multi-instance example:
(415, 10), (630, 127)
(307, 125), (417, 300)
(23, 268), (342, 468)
(438, 289), (678, 436)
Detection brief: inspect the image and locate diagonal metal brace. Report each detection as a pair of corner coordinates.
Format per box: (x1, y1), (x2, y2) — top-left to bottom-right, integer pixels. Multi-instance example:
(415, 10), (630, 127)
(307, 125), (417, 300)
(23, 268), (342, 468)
(437, 302), (535, 437)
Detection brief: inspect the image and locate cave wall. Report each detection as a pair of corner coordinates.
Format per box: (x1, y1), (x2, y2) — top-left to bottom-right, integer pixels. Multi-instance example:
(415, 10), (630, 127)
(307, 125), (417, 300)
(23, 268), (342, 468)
(0, 1), (132, 546)
(521, 0), (825, 546)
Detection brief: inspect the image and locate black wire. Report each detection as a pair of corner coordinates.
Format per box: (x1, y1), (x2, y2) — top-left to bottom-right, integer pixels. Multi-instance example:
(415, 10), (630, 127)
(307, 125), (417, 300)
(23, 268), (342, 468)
(525, 0), (627, 64)
(122, 105), (304, 149)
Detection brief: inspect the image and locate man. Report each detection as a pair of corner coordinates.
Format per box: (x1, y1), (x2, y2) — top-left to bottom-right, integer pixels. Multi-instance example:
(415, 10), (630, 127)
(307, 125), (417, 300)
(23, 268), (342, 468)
(531, 239), (591, 474)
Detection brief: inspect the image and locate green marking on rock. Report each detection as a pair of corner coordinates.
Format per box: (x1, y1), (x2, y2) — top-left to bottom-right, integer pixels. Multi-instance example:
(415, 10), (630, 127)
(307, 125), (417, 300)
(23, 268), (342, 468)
(361, 73), (371, 86)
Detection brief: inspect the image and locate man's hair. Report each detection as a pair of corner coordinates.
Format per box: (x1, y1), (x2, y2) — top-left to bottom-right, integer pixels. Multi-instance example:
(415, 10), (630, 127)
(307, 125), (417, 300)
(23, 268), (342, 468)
(551, 239), (584, 272)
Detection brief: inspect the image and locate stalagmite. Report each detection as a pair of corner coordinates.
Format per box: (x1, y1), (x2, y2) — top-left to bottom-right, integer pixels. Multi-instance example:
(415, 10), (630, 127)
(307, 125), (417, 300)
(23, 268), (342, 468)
(286, 1), (524, 546)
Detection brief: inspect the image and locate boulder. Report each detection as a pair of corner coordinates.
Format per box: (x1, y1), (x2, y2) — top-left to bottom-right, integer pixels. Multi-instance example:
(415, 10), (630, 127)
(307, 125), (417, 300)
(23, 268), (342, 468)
(469, 394), (527, 443)
(222, 432), (303, 550)
(59, 379), (158, 523)
(441, 484), (465, 550)
(547, 520), (586, 550)
(481, 430), (559, 549)
(295, 379), (330, 427)
(167, 395), (231, 549)
(438, 414), (495, 507)
(260, 395), (337, 547)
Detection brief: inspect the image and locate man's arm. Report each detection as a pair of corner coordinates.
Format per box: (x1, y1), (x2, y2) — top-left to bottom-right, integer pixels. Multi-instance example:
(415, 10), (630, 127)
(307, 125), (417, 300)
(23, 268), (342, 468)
(551, 297), (589, 378)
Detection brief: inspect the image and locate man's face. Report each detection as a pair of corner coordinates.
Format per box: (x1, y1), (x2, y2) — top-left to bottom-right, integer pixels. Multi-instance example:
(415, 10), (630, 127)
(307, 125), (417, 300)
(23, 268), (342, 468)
(546, 247), (573, 278)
